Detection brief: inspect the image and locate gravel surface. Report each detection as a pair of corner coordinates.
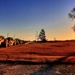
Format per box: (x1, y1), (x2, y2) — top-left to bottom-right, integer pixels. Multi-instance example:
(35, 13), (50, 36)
(0, 64), (75, 75)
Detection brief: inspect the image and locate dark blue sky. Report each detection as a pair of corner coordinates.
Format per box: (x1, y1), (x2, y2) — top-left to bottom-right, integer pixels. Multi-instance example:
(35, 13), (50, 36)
(0, 0), (75, 40)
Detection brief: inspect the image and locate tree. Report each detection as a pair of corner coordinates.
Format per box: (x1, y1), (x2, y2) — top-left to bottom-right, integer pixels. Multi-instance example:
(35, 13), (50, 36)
(72, 24), (75, 32)
(68, 7), (75, 20)
(68, 7), (75, 31)
(39, 29), (46, 42)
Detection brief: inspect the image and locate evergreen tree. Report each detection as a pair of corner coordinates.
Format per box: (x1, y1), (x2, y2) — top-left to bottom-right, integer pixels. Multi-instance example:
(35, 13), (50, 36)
(39, 29), (46, 42)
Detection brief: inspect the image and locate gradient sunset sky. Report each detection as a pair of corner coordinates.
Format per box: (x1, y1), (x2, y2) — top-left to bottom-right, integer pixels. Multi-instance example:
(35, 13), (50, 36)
(0, 0), (75, 41)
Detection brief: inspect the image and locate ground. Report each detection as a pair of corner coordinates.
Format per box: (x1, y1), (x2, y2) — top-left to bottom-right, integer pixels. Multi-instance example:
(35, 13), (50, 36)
(0, 41), (75, 63)
(0, 41), (75, 75)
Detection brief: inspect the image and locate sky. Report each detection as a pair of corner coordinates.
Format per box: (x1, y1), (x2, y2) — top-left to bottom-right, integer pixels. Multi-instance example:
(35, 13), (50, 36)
(0, 0), (75, 41)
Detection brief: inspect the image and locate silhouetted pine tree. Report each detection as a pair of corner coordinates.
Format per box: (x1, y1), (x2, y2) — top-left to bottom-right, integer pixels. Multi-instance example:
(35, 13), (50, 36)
(39, 29), (46, 42)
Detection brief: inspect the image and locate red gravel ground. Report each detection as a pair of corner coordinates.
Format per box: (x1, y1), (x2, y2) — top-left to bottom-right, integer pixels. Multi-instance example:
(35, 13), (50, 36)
(0, 41), (75, 63)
